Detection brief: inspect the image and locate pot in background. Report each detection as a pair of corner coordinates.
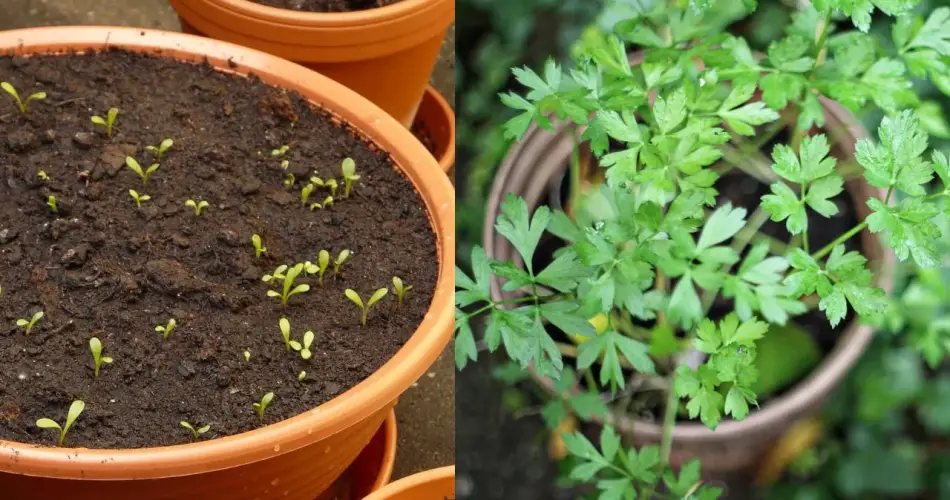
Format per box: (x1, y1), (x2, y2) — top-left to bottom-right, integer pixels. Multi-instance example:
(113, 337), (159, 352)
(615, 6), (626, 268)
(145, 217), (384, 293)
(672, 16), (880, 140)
(0, 26), (454, 500)
(170, 0), (454, 127)
(362, 465), (455, 500)
(414, 84), (456, 174)
(317, 410), (398, 500)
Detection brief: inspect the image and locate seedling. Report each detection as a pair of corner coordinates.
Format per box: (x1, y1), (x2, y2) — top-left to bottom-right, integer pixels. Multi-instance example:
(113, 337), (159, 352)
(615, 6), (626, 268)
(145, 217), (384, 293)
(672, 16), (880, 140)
(1, 82), (46, 114)
(299, 331), (314, 360)
(90, 108), (119, 137)
(38, 170), (49, 181)
(309, 196), (334, 211)
(243, 350), (251, 362)
(16, 311), (43, 335)
(301, 183), (315, 205)
(155, 318), (177, 340)
(333, 249), (351, 278)
(145, 139), (174, 159)
(253, 392), (274, 421)
(180, 421), (211, 441)
(278, 318), (301, 352)
(267, 263), (310, 306)
(262, 265), (288, 287)
(298, 371), (306, 381)
(88, 337), (113, 377)
(185, 199), (209, 216)
(36, 400), (84, 447)
(129, 190), (151, 209)
(345, 288), (389, 326)
(392, 277), (413, 307)
(125, 157), (160, 185)
(284, 173), (295, 188)
(251, 234), (267, 258)
(315, 250), (330, 284)
(341, 158), (360, 199)
(310, 177), (339, 198)
(46, 195), (57, 214)
(281, 160), (290, 170)
(271, 145), (289, 157)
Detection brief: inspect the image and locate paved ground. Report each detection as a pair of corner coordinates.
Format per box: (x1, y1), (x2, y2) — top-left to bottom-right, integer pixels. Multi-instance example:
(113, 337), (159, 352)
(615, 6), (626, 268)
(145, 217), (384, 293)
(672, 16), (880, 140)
(1, 0), (455, 482)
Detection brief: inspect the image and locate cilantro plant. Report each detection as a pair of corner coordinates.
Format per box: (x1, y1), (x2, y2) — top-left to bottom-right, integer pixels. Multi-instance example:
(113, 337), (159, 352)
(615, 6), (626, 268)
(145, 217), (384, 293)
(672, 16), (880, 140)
(455, 1), (950, 497)
(267, 263), (310, 306)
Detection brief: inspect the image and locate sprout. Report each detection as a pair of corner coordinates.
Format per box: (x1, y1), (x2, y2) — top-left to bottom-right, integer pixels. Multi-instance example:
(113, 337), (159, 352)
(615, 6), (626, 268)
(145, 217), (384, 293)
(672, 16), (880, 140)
(308, 196), (333, 211)
(314, 250), (330, 285)
(298, 371), (306, 381)
(299, 331), (314, 360)
(262, 265), (288, 287)
(88, 337), (113, 377)
(185, 199), (209, 216)
(125, 157), (160, 185)
(90, 108), (119, 137)
(251, 234), (267, 258)
(301, 183), (315, 205)
(310, 177), (339, 198)
(253, 392), (274, 422)
(281, 159), (290, 171)
(129, 190), (151, 209)
(278, 318), (299, 352)
(47, 195), (57, 214)
(267, 263), (310, 306)
(1, 81), (46, 114)
(344, 288), (389, 326)
(284, 173), (295, 188)
(341, 158), (360, 199)
(244, 350), (251, 362)
(16, 311), (43, 335)
(271, 145), (289, 157)
(392, 277), (413, 307)
(36, 400), (84, 447)
(155, 318), (177, 340)
(180, 421), (211, 441)
(333, 249), (351, 278)
(145, 139), (174, 159)
(38, 170), (49, 181)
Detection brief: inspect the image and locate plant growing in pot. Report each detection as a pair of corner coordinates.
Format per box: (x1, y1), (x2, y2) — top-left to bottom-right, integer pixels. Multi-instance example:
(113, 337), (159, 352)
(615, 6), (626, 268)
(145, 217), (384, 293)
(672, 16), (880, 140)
(456, 0), (950, 494)
(0, 26), (453, 500)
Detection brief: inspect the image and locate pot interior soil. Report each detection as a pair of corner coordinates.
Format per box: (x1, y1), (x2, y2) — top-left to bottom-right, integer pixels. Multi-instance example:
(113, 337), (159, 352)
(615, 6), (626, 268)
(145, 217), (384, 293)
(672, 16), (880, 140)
(0, 49), (437, 448)
(249, 0), (402, 13)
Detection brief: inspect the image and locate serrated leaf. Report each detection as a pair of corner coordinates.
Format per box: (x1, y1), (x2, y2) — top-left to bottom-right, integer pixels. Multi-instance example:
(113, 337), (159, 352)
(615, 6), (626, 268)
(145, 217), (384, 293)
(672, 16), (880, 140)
(724, 386), (751, 419)
(858, 110), (932, 195)
(697, 203), (747, 252)
(867, 197), (941, 267)
(806, 174), (844, 217)
(819, 288), (847, 327)
(495, 194), (551, 274)
(455, 316), (477, 370)
(768, 35), (815, 72)
(908, 7), (950, 56)
(535, 249), (589, 292)
(762, 182), (807, 235)
(655, 88), (687, 134)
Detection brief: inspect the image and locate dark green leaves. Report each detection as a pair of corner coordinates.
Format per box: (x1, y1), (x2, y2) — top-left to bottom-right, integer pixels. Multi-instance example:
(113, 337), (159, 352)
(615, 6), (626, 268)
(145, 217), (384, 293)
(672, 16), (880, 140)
(867, 197), (941, 268)
(577, 328), (655, 390)
(564, 427), (666, 497)
(784, 247), (886, 327)
(762, 135), (844, 234)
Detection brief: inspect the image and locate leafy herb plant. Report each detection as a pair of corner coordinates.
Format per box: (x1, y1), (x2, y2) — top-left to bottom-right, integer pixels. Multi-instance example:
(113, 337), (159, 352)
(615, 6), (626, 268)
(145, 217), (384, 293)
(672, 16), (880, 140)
(129, 190), (151, 209)
(46, 195), (57, 214)
(88, 337), (113, 377)
(309, 196), (334, 211)
(345, 288), (389, 326)
(16, 311), (43, 335)
(253, 392), (274, 422)
(267, 263), (310, 306)
(185, 199), (209, 216)
(1, 81), (46, 114)
(392, 276), (413, 307)
(252, 234), (267, 258)
(90, 108), (119, 137)
(333, 249), (351, 278)
(146, 138), (174, 159)
(125, 157), (160, 185)
(341, 158), (360, 199)
(156, 318), (177, 340)
(180, 421), (211, 440)
(36, 400), (85, 447)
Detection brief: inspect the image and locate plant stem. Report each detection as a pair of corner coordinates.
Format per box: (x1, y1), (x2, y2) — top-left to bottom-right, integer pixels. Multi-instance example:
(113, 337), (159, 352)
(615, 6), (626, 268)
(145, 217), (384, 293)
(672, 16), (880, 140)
(800, 183), (810, 253)
(811, 221), (867, 260)
(569, 127), (583, 216)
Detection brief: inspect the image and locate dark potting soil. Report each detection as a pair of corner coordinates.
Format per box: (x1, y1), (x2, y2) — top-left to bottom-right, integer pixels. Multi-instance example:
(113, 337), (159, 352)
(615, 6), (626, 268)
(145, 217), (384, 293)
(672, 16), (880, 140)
(0, 49), (437, 448)
(249, 0), (402, 13)
(411, 121), (438, 159)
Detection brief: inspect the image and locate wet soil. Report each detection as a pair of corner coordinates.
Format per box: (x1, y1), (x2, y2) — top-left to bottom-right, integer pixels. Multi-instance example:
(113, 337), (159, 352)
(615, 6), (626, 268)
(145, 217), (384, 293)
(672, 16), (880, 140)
(250, 0), (401, 13)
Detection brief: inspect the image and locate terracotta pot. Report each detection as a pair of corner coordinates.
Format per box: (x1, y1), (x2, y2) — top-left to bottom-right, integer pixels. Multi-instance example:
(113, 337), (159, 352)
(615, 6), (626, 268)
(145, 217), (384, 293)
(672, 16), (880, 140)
(414, 85), (456, 174)
(317, 409), (397, 500)
(483, 99), (896, 474)
(170, 0), (454, 127)
(0, 26), (454, 500)
(362, 466), (455, 499)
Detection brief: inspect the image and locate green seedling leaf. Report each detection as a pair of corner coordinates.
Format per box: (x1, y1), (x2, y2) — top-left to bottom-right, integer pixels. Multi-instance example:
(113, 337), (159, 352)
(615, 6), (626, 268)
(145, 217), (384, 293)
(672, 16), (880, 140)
(301, 183), (315, 205)
(36, 400), (85, 446)
(128, 190), (151, 209)
(90, 107), (119, 137)
(184, 199), (210, 216)
(309, 196), (334, 211)
(46, 195), (57, 214)
(16, 311), (43, 335)
(251, 234), (267, 258)
(267, 263), (310, 306)
(298, 371), (307, 381)
(271, 145), (289, 157)
(125, 157), (160, 185)
(279, 318), (295, 351)
(345, 288), (389, 326)
(155, 318), (177, 340)
(145, 138), (174, 159)
(88, 337), (113, 377)
(180, 421), (211, 441)
(392, 276), (413, 307)
(333, 249), (351, 277)
(316, 250), (330, 284)
(263, 265), (288, 287)
(2, 81), (46, 114)
(253, 392), (274, 421)
(341, 158), (360, 199)
(300, 331), (314, 360)
(244, 350), (251, 362)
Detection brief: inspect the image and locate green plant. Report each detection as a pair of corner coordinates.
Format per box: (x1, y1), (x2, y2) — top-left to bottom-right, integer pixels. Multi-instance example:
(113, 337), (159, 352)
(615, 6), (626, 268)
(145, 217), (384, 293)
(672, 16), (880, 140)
(155, 318), (177, 340)
(244, 350), (251, 362)
(311, 177), (339, 198)
(308, 196), (333, 211)
(180, 421), (211, 440)
(129, 189), (151, 209)
(88, 337), (113, 377)
(313, 250), (330, 285)
(284, 173), (295, 188)
(36, 400), (85, 447)
(253, 392), (274, 421)
(16, 311), (43, 335)
(251, 234), (267, 258)
(46, 195), (57, 214)
(262, 265), (288, 287)
(278, 318), (300, 352)
(301, 183), (315, 205)
(298, 371), (307, 381)
(281, 159), (290, 170)
(298, 331), (315, 360)
(1, 81), (46, 114)
(185, 199), (209, 216)
(267, 263), (310, 306)
(333, 249), (351, 277)
(341, 158), (360, 199)
(125, 156), (160, 185)
(146, 138), (174, 159)
(38, 170), (49, 181)
(271, 145), (289, 157)
(90, 107), (119, 137)
(392, 276), (413, 307)
(344, 288), (388, 326)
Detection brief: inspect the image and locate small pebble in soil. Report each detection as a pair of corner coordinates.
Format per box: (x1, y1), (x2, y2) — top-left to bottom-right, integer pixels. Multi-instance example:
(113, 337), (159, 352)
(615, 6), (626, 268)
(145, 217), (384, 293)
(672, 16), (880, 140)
(72, 132), (96, 149)
(0, 228), (18, 244)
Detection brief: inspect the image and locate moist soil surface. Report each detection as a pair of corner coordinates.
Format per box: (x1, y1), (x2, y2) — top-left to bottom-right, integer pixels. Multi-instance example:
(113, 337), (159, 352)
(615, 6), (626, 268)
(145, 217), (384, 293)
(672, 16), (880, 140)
(0, 49), (437, 448)
(250, 0), (401, 13)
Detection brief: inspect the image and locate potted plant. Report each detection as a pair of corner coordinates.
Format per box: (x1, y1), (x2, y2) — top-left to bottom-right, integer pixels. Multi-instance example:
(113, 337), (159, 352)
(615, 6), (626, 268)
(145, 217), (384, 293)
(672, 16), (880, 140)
(362, 465), (455, 499)
(168, 0), (454, 127)
(0, 26), (453, 500)
(455, 0), (950, 493)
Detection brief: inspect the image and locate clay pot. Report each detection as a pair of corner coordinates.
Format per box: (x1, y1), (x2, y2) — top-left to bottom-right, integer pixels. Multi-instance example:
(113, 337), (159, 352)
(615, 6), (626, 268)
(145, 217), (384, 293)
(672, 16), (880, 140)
(317, 410), (397, 500)
(483, 98), (896, 473)
(362, 465), (455, 499)
(0, 26), (454, 500)
(414, 84), (456, 173)
(170, 0), (454, 127)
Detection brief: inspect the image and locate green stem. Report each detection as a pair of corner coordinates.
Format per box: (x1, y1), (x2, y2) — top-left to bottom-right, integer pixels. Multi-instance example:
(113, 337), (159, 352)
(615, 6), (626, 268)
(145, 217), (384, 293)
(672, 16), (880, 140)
(800, 183), (810, 253)
(811, 221), (867, 260)
(569, 127), (583, 213)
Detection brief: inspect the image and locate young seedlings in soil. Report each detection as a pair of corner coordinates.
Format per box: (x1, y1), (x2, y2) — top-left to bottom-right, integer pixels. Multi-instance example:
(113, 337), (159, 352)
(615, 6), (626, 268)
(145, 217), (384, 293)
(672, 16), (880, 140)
(262, 265), (288, 287)
(185, 199), (209, 216)
(125, 156), (160, 185)
(252, 234), (267, 258)
(1, 82), (46, 114)
(46, 195), (57, 214)
(278, 318), (301, 352)
(301, 183), (315, 206)
(36, 400), (84, 447)
(16, 311), (43, 335)
(90, 108), (119, 138)
(180, 421), (211, 441)
(341, 158), (360, 199)
(146, 139), (174, 160)
(129, 190), (151, 209)
(299, 331), (314, 360)
(392, 277), (413, 307)
(155, 318), (177, 340)
(253, 392), (274, 422)
(281, 159), (290, 170)
(310, 177), (339, 198)
(271, 145), (289, 157)
(244, 350), (251, 362)
(333, 249), (351, 278)
(312, 250), (330, 285)
(267, 263), (310, 306)
(284, 173), (295, 188)
(345, 288), (389, 326)
(308, 196), (333, 211)
(298, 371), (306, 381)
(88, 337), (113, 377)
(38, 170), (49, 181)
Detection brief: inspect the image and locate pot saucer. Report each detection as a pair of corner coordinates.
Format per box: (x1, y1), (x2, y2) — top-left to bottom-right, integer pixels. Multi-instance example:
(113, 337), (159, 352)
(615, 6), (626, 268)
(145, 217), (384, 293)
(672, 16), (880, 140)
(317, 410), (397, 500)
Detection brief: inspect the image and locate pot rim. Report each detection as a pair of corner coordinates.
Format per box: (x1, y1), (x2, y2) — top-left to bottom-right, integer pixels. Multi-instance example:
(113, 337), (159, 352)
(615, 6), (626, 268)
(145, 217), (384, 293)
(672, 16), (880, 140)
(362, 465), (455, 499)
(484, 99), (896, 442)
(419, 84), (456, 174)
(205, 0), (449, 28)
(0, 26), (454, 479)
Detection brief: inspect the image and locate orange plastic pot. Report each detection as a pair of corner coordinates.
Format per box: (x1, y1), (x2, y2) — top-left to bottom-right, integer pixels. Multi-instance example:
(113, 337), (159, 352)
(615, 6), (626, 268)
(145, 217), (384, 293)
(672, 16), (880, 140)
(317, 410), (397, 500)
(0, 26), (454, 500)
(362, 466), (455, 500)
(170, 0), (454, 127)
(414, 85), (456, 173)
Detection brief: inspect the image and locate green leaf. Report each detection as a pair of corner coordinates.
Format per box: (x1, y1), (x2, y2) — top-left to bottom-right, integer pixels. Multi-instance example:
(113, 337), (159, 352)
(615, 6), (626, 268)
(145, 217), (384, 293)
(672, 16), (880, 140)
(759, 72), (803, 111)
(867, 197), (941, 267)
(654, 88), (688, 134)
(535, 249), (589, 292)
(806, 174), (844, 217)
(819, 288), (848, 328)
(908, 7), (950, 56)
(731, 317), (769, 345)
(768, 35), (815, 72)
(686, 385), (724, 429)
(831, 32), (876, 77)
(860, 59), (916, 114)
(455, 315), (478, 370)
(495, 194), (551, 274)
(669, 273), (702, 329)
(695, 319), (722, 354)
(916, 101), (950, 139)
(724, 386), (751, 420)
(857, 110), (932, 195)
(697, 203), (747, 252)
(719, 101), (780, 136)
(762, 181), (807, 235)
(933, 150), (950, 191)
